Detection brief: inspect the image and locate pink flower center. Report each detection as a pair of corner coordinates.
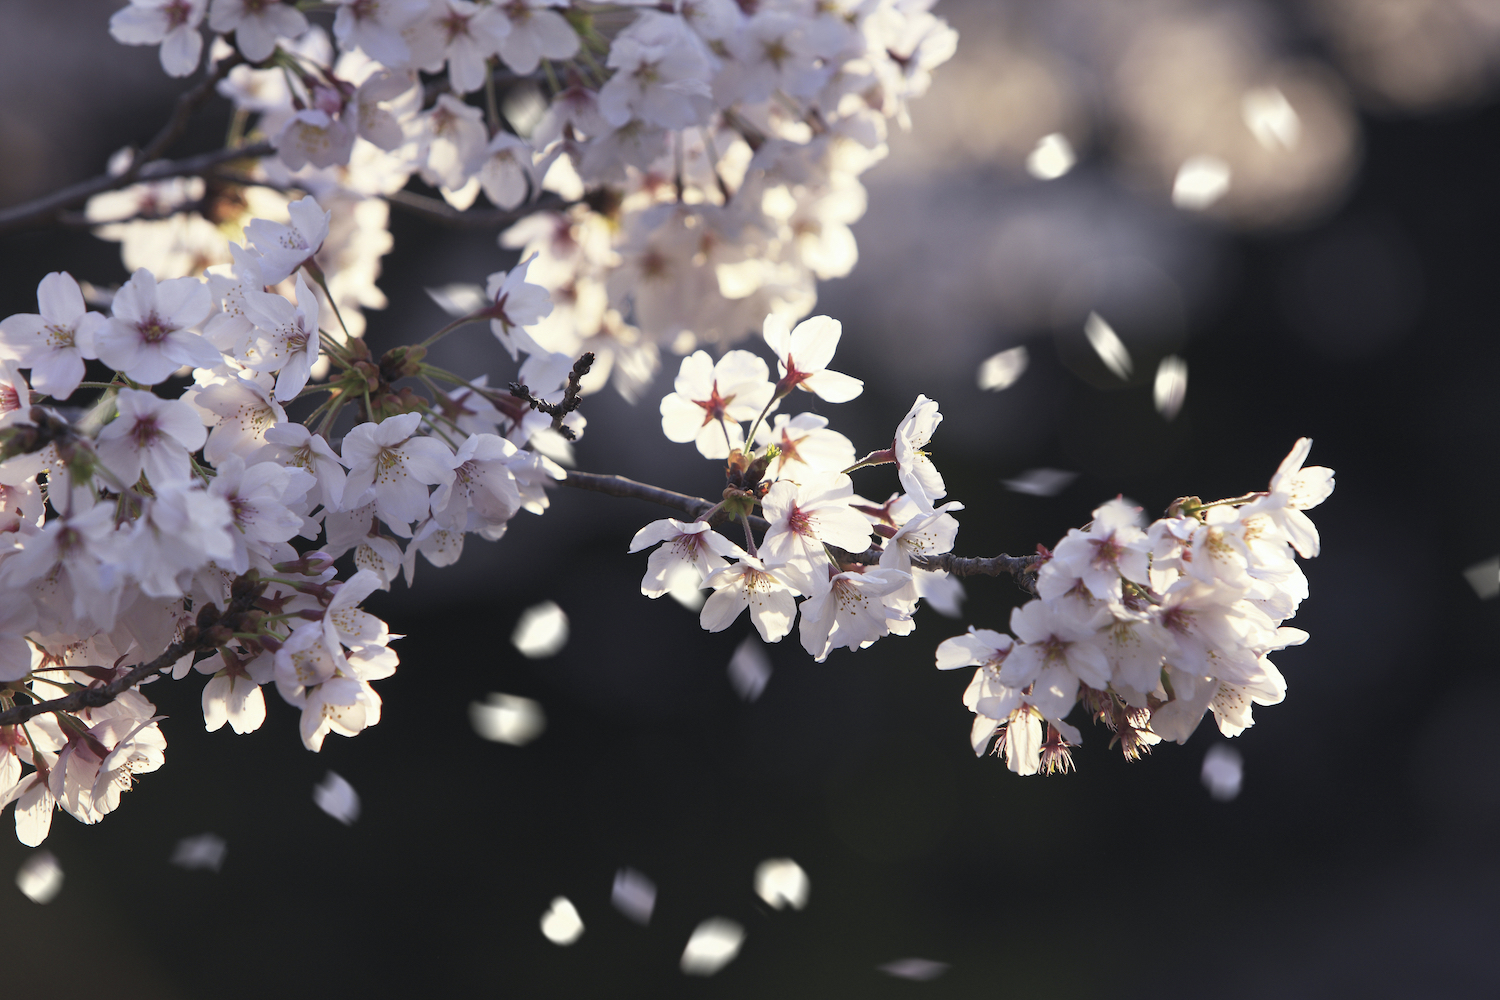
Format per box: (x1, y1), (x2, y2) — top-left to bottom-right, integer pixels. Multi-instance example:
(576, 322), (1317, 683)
(137, 313), (171, 344)
(165, 0), (195, 29)
(692, 382), (735, 426)
(131, 416), (162, 448)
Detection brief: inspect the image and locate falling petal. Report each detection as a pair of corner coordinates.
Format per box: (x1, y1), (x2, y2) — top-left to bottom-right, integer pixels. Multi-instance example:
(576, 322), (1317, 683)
(1241, 87), (1301, 151)
(1201, 745), (1243, 802)
(1463, 556), (1499, 600)
(425, 283), (488, 317)
(15, 852), (63, 904)
(681, 919), (745, 976)
(754, 858), (809, 910)
(611, 868), (657, 925)
(171, 833), (227, 872)
(879, 958), (949, 981)
(541, 896), (585, 945)
(1084, 312), (1133, 379)
(664, 560), (708, 611)
(1153, 355), (1188, 420)
(1172, 156), (1232, 210)
(976, 346), (1029, 392)
(313, 771), (360, 825)
(727, 636), (772, 702)
(513, 601), (569, 658)
(1025, 132), (1075, 180)
(1002, 468), (1077, 497)
(470, 693), (547, 746)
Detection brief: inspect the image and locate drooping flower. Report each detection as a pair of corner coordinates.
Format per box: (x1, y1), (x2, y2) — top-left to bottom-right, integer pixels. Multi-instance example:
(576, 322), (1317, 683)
(892, 394), (945, 513)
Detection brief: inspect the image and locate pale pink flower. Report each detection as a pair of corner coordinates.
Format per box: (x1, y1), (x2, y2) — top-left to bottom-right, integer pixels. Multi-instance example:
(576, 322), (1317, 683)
(892, 394), (945, 513)
(629, 518), (739, 599)
(339, 412), (457, 526)
(754, 413), (856, 481)
(242, 273), (322, 401)
(243, 197), (332, 285)
(797, 566), (911, 661)
(0, 272), (106, 400)
(494, 0), (579, 75)
(110, 0), (208, 77)
(96, 269), (219, 386)
(701, 553), (801, 642)
(95, 387), (208, 488)
(332, 0), (428, 65)
(659, 350), (774, 459)
(760, 473), (873, 593)
(761, 314), (863, 403)
(485, 254), (553, 358)
(209, 0), (309, 63)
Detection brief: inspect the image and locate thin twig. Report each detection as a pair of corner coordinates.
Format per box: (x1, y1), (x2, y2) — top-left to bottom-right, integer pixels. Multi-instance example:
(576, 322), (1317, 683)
(840, 546), (1045, 593)
(509, 352), (594, 438)
(557, 470), (770, 531)
(135, 53), (246, 170)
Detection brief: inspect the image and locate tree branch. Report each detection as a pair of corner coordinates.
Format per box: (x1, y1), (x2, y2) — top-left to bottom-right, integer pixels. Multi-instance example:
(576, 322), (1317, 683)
(0, 576), (267, 728)
(0, 141), (274, 235)
(136, 53), (245, 171)
(385, 189), (571, 228)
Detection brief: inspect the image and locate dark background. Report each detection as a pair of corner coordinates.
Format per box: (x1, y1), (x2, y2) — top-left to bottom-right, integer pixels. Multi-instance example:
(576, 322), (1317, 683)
(1, 2), (1497, 997)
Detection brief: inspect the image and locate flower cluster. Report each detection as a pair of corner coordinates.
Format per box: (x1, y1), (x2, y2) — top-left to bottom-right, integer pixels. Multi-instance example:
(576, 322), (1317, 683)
(98, 0), (956, 400)
(0, 194), (569, 843)
(632, 313), (965, 661)
(936, 441), (1334, 775)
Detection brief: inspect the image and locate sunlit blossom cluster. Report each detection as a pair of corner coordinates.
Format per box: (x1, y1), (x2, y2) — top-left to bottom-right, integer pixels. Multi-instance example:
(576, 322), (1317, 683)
(632, 312), (964, 659)
(0, 202), (570, 844)
(936, 442), (1334, 775)
(96, 0), (956, 399)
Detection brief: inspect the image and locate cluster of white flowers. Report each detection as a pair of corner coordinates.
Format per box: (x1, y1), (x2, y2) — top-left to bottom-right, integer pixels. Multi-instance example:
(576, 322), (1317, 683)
(0, 192), (574, 844)
(96, 0), (955, 400)
(936, 441), (1335, 775)
(632, 313), (966, 661)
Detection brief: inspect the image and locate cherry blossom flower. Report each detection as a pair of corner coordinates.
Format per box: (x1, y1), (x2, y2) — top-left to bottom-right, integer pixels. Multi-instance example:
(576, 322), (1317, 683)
(892, 394), (945, 513)
(761, 314), (863, 403)
(332, 0), (428, 66)
(209, 0), (309, 63)
(96, 269), (219, 386)
(494, 0), (579, 75)
(1241, 438), (1335, 558)
(480, 133), (537, 210)
(1037, 498), (1151, 603)
(998, 600), (1111, 723)
(190, 371), (287, 466)
(598, 12), (714, 130)
(797, 566), (911, 661)
(0, 272), (106, 400)
(754, 413), (855, 482)
(275, 109), (357, 171)
(701, 553), (801, 642)
(243, 197), (332, 285)
(629, 518), (740, 599)
(95, 387), (207, 488)
(485, 254), (553, 358)
(264, 423), (346, 510)
(242, 273), (322, 400)
(110, 0), (208, 78)
(760, 473), (873, 593)
(207, 455), (312, 573)
(340, 413), (457, 527)
(347, 69), (417, 151)
(429, 433), (523, 536)
(659, 350), (775, 459)
(409, 0), (511, 94)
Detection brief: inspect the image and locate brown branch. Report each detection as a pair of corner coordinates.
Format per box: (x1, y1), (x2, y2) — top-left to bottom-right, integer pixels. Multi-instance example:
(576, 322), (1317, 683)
(136, 53), (246, 171)
(0, 575), (267, 728)
(385, 189), (571, 228)
(837, 547), (1044, 594)
(0, 142), (274, 235)
(557, 470), (771, 531)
